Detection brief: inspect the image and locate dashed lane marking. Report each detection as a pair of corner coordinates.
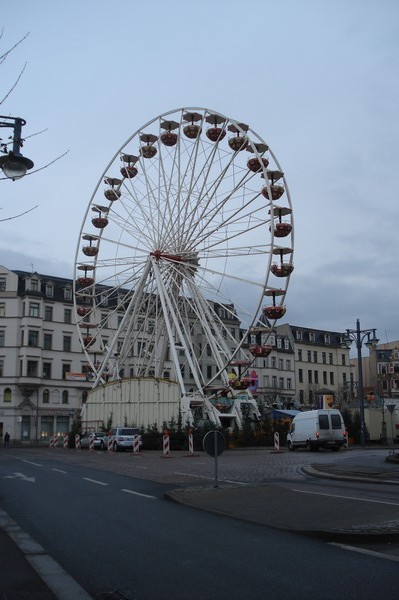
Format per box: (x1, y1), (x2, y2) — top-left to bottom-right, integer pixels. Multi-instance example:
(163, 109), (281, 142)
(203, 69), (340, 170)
(22, 460), (43, 467)
(121, 489), (157, 499)
(52, 468), (68, 474)
(83, 477), (109, 486)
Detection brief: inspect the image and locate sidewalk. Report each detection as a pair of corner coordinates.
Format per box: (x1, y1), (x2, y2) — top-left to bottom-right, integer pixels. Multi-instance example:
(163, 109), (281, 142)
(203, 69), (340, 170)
(166, 452), (399, 542)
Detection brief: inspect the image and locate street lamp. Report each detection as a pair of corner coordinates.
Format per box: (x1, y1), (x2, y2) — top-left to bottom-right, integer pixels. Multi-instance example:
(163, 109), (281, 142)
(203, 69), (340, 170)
(0, 115), (34, 180)
(342, 319), (379, 447)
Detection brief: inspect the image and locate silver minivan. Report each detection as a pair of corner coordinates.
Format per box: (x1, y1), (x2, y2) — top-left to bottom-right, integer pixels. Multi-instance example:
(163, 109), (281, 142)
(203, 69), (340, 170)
(108, 427), (142, 452)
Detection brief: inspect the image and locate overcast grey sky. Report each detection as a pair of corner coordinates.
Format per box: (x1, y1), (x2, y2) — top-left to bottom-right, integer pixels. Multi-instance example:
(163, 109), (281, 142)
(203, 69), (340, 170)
(1, 0), (398, 346)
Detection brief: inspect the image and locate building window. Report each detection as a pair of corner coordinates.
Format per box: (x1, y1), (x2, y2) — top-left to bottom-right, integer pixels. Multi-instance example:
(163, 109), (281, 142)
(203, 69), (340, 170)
(45, 284), (54, 297)
(298, 349), (302, 361)
(30, 278), (39, 291)
(323, 371), (327, 385)
(271, 356), (276, 368)
(286, 359), (291, 371)
(43, 362), (52, 379)
(43, 333), (52, 350)
(62, 364), (71, 379)
(0, 277), (6, 291)
(263, 375), (269, 387)
(296, 330), (302, 340)
(277, 338), (282, 349)
(313, 351), (317, 363)
(279, 377), (284, 389)
(308, 370), (313, 383)
(3, 388), (11, 402)
(307, 350), (311, 362)
(309, 332), (315, 342)
(329, 353), (333, 365)
(330, 372), (335, 385)
(101, 313), (108, 328)
(207, 365), (212, 379)
(322, 352), (326, 364)
(29, 303), (40, 317)
(0, 330), (4, 347)
(0, 360), (3, 377)
(299, 368), (303, 383)
(27, 360), (38, 377)
(64, 308), (72, 324)
(324, 334), (330, 344)
(314, 371), (319, 384)
(0, 303), (5, 317)
(64, 287), (72, 300)
(63, 336), (72, 352)
(272, 375), (277, 387)
(343, 372), (347, 385)
(278, 358), (284, 370)
(62, 390), (69, 404)
(284, 339), (289, 350)
(43, 389), (50, 404)
(341, 354), (346, 366)
(44, 306), (53, 321)
(287, 378), (292, 389)
(28, 330), (39, 347)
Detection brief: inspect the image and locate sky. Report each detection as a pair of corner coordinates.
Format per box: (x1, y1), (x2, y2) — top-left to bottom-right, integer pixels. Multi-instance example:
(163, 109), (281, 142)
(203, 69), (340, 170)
(1, 0), (398, 349)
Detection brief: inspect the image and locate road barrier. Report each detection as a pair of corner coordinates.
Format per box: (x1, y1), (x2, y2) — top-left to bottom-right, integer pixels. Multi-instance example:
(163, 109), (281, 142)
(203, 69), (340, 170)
(108, 436), (113, 452)
(274, 431), (280, 453)
(89, 433), (95, 451)
(162, 429), (171, 458)
(133, 434), (141, 456)
(75, 434), (81, 450)
(63, 435), (69, 449)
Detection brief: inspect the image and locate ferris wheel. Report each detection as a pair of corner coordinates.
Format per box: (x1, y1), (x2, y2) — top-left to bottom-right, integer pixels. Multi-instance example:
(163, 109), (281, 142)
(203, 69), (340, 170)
(73, 107), (294, 397)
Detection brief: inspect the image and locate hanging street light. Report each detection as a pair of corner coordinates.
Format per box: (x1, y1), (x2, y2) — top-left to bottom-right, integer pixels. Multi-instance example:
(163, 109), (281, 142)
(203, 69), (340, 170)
(342, 319), (379, 447)
(0, 115), (34, 180)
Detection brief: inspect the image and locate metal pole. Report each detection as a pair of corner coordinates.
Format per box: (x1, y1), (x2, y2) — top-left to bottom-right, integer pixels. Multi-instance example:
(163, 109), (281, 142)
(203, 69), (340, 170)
(214, 430), (219, 488)
(356, 319), (366, 447)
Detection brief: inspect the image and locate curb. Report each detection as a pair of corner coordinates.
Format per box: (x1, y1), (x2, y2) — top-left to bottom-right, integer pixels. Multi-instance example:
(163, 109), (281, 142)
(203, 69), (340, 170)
(302, 465), (399, 485)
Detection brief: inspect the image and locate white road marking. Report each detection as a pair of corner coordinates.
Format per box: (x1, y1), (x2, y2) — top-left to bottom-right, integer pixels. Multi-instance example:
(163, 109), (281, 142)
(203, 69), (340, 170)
(174, 471), (213, 480)
(291, 488), (399, 506)
(121, 489), (157, 499)
(83, 477), (109, 486)
(52, 468), (68, 474)
(330, 542), (399, 562)
(22, 460), (43, 467)
(224, 480), (248, 486)
(135, 466), (148, 470)
(3, 472), (35, 482)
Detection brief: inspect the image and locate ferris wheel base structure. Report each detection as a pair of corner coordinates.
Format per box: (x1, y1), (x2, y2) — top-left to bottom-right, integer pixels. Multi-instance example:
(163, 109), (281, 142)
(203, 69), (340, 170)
(81, 377), (259, 431)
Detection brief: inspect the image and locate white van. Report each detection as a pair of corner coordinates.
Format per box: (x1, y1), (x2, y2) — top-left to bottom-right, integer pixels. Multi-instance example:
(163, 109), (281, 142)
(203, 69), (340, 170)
(286, 409), (347, 451)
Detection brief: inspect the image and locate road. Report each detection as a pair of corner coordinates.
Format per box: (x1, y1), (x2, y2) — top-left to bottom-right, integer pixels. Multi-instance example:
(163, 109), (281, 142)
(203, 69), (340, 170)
(0, 447), (398, 599)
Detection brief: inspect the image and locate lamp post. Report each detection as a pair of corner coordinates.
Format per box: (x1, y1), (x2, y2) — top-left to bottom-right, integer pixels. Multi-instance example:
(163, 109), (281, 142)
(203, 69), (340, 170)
(342, 319), (379, 447)
(0, 115), (34, 180)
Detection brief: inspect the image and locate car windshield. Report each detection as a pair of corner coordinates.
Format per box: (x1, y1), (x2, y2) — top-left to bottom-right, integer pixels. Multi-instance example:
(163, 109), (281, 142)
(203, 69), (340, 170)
(120, 428), (137, 435)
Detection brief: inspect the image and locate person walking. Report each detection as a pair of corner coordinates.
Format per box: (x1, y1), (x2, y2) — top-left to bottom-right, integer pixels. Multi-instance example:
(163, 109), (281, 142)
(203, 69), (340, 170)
(4, 432), (10, 447)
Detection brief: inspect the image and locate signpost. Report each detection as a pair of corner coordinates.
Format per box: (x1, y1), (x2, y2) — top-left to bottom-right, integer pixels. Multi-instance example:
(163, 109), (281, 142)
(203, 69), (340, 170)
(203, 430), (225, 488)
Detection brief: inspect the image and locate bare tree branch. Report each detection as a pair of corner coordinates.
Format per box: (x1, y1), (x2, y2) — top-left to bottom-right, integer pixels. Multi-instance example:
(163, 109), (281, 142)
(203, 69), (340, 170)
(0, 32), (30, 64)
(0, 149), (70, 180)
(0, 61), (27, 105)
(0, 203), (38, 222)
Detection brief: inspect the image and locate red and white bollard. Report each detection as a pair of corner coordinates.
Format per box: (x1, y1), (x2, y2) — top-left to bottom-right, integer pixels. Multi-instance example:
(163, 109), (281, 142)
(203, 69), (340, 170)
(162, 429), (171, 458)
(75, 434), (81, 450)
(188, 430), (194, 455)
(63, 434), (69, 449)
(133, 434), (141, 455)
(274, 431), (280, 453)
(89, 433), (95, 451)
(108, 436), (113, 452)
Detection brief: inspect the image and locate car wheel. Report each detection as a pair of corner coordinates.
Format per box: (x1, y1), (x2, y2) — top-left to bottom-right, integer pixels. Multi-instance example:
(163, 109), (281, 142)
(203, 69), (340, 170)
(100, 441), (105, 450)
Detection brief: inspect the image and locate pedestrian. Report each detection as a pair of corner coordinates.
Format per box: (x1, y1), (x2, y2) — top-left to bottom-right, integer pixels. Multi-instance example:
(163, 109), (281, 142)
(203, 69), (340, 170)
(4, 432), (10, 447)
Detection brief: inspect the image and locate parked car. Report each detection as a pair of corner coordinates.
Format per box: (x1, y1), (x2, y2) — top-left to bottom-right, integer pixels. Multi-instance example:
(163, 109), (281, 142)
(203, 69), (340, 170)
(286, 409), (347, 451)
(80, 431), (108, 450)
(108, 427), (142, 452)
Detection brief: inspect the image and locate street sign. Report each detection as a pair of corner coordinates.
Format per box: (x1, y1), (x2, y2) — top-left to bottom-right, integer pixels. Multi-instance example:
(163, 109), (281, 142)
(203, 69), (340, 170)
(203, 430), (225, 457)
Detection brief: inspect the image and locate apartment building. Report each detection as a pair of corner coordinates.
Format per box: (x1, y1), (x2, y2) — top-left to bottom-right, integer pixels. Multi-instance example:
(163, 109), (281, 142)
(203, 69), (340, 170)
(0, 266), (92, 442)
(276, 323), (351, 406)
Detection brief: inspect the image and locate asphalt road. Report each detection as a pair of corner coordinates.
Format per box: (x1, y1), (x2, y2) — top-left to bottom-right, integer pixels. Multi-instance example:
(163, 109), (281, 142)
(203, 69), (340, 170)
(1, 448), (399, 599)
